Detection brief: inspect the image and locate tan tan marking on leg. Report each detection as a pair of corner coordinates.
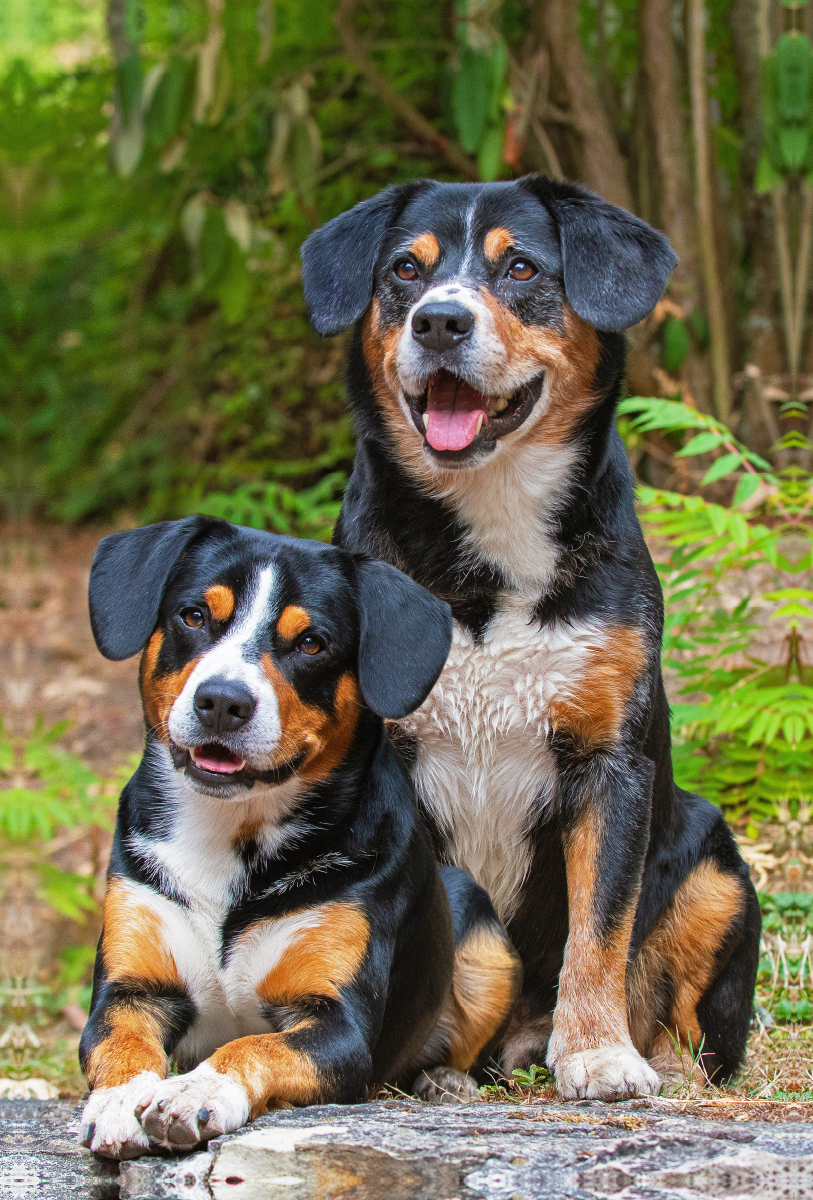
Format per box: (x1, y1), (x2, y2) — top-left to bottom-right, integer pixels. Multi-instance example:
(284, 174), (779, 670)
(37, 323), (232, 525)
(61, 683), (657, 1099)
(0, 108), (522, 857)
(100, 877), (182, 986)
(628, 861), (745, 1063)
(553, 809), (637, 1058)
(208, 1027), (320, 1117)
(549, 627), (647, 749)
(483, 227), (513, 262)
(204, 585), (235, 622)
(276, 605), (311, 641)
(256, 903), (370, 1007)
(85, 1006), (168, 1090)
(444, 927), (522, 1071)
(409, 232), (440, 268)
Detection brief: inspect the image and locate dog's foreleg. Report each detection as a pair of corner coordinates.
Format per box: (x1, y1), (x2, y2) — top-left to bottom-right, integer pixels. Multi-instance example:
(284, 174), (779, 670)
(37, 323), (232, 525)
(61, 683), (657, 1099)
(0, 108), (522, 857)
(138, 1011), (373, 1149)
(545, 753), (659, 1102)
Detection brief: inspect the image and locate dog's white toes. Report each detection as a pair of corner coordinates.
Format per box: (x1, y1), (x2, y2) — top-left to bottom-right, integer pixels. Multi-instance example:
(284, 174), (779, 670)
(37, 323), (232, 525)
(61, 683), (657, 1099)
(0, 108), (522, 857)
(139, 1063), (250, 1151)
(554, 1045), (660, 1102)
(79, 1071), (162, 1160)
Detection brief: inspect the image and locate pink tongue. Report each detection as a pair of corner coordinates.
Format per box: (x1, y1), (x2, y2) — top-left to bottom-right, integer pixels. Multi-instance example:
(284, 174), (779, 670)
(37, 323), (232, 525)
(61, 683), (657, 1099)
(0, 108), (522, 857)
(425, 377), (487, 452)
(192, 745), (244, 774)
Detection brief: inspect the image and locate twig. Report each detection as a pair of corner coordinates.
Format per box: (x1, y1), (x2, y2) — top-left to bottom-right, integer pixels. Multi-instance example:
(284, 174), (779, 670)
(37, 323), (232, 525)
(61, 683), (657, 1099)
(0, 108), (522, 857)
(530, 117), (564, 180)
(334, 0), (478, 180)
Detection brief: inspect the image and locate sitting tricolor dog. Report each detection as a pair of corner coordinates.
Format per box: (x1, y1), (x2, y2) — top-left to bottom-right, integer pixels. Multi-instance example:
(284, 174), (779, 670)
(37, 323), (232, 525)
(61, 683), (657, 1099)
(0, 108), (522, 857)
(79, 516), (521, 1159)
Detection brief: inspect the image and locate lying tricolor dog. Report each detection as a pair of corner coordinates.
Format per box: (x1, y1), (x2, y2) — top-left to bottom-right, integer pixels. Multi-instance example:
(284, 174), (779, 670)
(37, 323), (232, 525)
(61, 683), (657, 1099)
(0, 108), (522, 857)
(302, 176), (761, 1099)
(79, 517), (521, 1159)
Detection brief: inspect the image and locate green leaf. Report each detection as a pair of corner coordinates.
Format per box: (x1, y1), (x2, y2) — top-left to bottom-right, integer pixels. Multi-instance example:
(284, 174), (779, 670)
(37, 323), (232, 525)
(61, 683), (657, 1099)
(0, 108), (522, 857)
(116, 52), (142, 124)
(145, 55), (189, 148)
(216, 239), (251, 324)
(733, 473), (761, 507)
(779, 126), (810, 170)
(755, 147), (785, 192)
(199, 206), (229, 288)
(776, 33), (812, 123)
(477, 125), (504, 182)
(662, 316), (690, 374)
(702, 453), (743, 485)
(677, 430), (728, 457)
(452, 49), (491, 153)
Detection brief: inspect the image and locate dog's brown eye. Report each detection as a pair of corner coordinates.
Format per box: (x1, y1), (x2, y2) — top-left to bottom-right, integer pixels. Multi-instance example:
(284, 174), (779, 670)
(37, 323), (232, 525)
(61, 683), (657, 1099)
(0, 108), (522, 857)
(395, 260), (418, 281)
(181, 608), (205, 628)
(508, 260), (536, 281)
(297, 634), (324, 656)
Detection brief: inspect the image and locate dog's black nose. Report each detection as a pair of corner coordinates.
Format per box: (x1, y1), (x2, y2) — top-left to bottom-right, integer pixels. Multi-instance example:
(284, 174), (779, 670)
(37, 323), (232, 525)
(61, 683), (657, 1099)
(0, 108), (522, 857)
(193, 678), (256, 732)
(411, 301), (474, 352)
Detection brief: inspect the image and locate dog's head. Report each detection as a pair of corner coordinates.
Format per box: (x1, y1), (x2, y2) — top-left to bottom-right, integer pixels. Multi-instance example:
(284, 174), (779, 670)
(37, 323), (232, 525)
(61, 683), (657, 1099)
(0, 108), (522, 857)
(89, 517), (452, 798)
(302, 177), (676, 470)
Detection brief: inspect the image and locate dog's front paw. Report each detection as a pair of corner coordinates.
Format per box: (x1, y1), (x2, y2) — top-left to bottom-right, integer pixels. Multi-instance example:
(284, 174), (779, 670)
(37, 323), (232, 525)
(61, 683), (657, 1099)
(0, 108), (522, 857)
(137, 1063), (250, 1150)
(413, 1067), (483, 1105)
(80, 1071), (162, 1160)
(554, 1046), (660, 1101)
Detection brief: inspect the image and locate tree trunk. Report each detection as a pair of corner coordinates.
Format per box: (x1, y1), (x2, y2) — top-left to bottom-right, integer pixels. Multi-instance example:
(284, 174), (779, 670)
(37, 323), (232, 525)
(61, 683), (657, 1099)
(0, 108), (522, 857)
(531, 0), (632, 211)
(687, 0), (732, 422)
(639, 0), (699, 299)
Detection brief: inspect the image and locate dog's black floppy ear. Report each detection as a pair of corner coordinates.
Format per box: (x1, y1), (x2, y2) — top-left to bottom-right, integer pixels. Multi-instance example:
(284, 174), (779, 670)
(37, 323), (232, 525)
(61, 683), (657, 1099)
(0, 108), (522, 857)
(89, 515), (221, 661)
(355, 558), (452, 720)
(301, 182), (426, 336)
(529, 179), (677, 331)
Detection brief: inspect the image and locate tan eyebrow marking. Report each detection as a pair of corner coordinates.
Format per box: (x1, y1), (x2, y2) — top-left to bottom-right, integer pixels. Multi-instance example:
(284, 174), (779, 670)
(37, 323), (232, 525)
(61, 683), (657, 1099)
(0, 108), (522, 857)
(409, 232), (440, 267)
(277, 604), (311, 641)
(204, 584), (235, 622)
(484, 227), (513, 261)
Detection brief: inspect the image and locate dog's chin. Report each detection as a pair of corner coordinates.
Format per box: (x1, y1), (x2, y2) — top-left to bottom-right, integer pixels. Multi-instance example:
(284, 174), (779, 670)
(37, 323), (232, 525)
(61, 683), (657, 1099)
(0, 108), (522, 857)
(169, 740), (304, 797)
(403, 370), (545, 469)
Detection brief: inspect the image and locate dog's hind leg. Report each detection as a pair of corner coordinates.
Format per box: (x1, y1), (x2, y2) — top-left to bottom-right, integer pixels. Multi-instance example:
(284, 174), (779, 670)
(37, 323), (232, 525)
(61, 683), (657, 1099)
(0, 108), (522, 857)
(628, 859), (760, 1089)
(413, 866), (523, 1103)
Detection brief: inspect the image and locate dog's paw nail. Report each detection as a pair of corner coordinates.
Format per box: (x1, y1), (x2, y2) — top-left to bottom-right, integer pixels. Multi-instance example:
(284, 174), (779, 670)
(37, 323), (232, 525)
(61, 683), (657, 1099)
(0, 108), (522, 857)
(81, 1122), (95, 1145)
(156, 1099), (167, 1111)
(198, 1108), (211, 1123)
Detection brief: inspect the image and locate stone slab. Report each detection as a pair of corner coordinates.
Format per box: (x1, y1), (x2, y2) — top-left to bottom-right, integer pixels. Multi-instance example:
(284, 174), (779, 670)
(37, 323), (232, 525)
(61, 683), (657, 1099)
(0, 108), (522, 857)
(4, 1098), (813, 1200)
(118, 1100), (813, 1200)
(0, 1099), (118, 1200)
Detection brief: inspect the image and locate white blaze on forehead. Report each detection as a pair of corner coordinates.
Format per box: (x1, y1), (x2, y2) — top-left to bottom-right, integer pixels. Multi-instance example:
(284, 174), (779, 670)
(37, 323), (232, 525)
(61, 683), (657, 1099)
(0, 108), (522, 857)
(167, 566), (283, 756)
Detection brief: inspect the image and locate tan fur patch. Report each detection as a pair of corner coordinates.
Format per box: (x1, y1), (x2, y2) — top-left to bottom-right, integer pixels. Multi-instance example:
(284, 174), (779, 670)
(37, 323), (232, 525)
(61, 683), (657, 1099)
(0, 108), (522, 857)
(204, 584), (234, 622)
(476, 293), (602, 447)
(553, 809), (637, 1058)
(277, 605), (311, 641)
(549, 626), (646, 748)
(445, 927), (522, 1071)
(140, 632), (201, 741)
(208, 1026), (320, 1117)
(260, 658), (361, 782)
(100, 877), (182, 987)
(483, 227), (513, 261)
(362, 300), (426, 473)
(257, 903), (370, 1007)
(628, 861), (745, 1063)
(85, 1005), (168, 1090)
(409, 232), (440, 267)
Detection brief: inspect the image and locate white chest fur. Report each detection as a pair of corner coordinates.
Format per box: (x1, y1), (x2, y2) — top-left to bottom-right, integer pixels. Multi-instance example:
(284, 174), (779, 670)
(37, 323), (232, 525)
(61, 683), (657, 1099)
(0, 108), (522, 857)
(401, 595), (604, 922)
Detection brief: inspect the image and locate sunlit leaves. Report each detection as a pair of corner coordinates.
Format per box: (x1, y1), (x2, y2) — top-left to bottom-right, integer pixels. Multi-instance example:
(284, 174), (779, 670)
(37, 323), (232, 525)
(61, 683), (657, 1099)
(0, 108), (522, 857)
(627, 395), (813, 827)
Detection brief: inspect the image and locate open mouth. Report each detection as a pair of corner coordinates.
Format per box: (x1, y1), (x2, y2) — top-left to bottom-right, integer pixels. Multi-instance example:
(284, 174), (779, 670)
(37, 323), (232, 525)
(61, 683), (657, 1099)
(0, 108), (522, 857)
(170, 741), (304, 789)
(406, 370), (545, 458)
